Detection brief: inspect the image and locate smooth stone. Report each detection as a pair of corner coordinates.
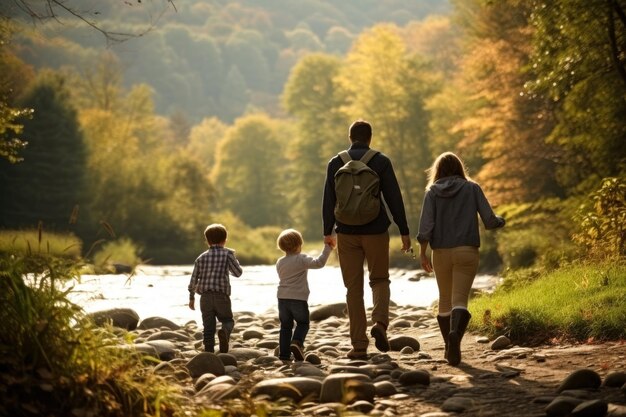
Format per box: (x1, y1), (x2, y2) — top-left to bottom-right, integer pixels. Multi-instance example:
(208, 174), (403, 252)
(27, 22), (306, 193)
(545, 396), (584, 416)
(389, 318), (412, 328)
(305, 353), (322, 365)
(558, 369), (602, 393)
(398, 370), (430, 386)
(400, 346), (414, 354)
(242, 327), (265, 340)
(217, 353), (238, 367)
(310, 303), (347, 321)
(228, 347), (267, 361)
(607, 404), (626, 417)
(193, 373), (216, 392)
(146, 330), (192, 343)
(374, 380), (397, 397)
(441, 396), (474, 412)
(251, 377), (322, 401)
(132, 343), (159, 358)
(88, 308), (140, 330)
(476, 336), (490, 344)
(604, 371), (626, 387)
(144, 340), (179, 361)
(571, 399), (608, 417)
(388, 336), (420, 351)
(256, 340), (279, 349)
(319, 373), (372, 403)
(186, 352), (225, 377)
(420, 413), (453, 417)
(197, 383), (240, 400)
(138, 316), (181, 330)
(329, 365), (375, 378)
(490, 335), (511, 350)
(294, 363), (327, 378)
(347, 400), (375, 413)
(205, 375), (236, 388)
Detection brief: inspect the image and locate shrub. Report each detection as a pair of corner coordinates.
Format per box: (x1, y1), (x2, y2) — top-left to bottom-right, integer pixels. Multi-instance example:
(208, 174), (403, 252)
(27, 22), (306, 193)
(92, 237), (143, 271)
(572, 177), (626, 261)
(0, 228), (82, 258)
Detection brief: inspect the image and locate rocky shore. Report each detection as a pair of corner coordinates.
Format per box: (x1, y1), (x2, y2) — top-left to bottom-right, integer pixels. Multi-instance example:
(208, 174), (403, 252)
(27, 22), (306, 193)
(92, 303), (626, 417)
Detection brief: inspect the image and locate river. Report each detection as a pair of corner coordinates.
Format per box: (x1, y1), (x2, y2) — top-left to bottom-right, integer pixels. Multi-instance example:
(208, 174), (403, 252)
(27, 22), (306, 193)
(68, 265), (499, 325)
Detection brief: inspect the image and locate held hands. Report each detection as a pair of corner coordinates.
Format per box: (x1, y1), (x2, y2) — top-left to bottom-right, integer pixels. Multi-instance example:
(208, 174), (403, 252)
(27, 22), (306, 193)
(324, 235), (336, 249)
(188, 298), (195, 310)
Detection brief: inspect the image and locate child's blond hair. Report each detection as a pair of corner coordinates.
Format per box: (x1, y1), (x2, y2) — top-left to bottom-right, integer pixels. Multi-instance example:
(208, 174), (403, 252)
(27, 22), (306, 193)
(277, 229), (303, 253)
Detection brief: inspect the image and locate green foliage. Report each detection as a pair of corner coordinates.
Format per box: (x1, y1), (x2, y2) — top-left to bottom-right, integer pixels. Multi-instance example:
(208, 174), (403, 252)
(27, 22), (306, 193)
(469, 261), (626, 343)
(0, 70), (86, 232)
(496, 199), (578, 270)
(0, 228), (81, 258)
(0, 253), (185, 416)
(573, 177), (626, 261)
(92, 237), (143, 271)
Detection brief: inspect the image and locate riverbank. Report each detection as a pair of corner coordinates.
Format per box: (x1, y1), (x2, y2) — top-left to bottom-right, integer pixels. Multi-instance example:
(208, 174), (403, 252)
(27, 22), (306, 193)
(79, 303), (626, 417)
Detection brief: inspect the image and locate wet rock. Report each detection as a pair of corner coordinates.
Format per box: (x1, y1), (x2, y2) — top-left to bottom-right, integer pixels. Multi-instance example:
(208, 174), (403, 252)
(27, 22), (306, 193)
(374, 380), (397, 397)
(144, 340), (179, 361)
(146, 330), (192, 343)
(310, 303), (347, 321)
(441, 396), (474, 413)
(228, 347), (267, 361)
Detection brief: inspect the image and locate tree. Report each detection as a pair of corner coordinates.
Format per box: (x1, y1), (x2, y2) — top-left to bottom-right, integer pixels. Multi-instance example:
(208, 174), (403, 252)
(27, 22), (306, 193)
(527, 0), (626, 194)
(212, 114), (289, 228)
(282, 53), (348, 237)
(0, 71), (86, 231)
(336, 24), (437, 225)
(442, 0), (561, 205)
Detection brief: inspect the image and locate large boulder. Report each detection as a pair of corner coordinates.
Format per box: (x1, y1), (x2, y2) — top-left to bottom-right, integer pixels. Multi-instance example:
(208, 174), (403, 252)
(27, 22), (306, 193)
(88, 308), (140, 330)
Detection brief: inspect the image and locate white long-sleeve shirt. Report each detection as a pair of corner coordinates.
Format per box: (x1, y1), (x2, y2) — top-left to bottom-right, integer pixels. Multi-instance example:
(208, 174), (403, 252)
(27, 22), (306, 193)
(275, 244), (333, 301)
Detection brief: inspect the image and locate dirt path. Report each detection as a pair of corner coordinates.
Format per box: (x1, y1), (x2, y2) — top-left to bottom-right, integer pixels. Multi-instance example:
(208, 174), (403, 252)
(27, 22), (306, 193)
(389, 327), (626, 416)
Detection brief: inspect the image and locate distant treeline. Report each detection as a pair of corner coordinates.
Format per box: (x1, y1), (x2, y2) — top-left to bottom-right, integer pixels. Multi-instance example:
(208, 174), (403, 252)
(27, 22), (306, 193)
(0, 0), (624, 267)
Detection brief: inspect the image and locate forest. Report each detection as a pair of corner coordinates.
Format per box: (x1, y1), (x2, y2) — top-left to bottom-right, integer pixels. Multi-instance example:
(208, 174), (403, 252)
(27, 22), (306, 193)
(0, 0), (624, 268)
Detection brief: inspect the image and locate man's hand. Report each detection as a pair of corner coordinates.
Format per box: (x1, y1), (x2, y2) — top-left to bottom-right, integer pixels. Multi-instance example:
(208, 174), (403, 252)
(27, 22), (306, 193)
(189, 298), (195, 310)
(324, 235), (336, 248)
(400, 235), (411, 252)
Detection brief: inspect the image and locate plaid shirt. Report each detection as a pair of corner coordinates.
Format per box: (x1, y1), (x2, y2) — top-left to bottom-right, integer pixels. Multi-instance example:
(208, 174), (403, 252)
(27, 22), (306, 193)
(188, 246), (243, 297)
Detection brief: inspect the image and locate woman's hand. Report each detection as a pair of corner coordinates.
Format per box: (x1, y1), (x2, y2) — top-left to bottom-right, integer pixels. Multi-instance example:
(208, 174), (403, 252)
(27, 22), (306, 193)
(420, 253), (433, 273)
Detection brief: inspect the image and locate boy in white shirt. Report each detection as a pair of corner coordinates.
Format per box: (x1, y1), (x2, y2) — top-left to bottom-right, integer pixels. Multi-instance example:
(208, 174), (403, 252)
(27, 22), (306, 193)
(275, 229), (334, 361)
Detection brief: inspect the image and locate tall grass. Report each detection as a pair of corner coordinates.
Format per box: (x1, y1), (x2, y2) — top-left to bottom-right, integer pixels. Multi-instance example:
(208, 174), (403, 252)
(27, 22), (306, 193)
(0, 228), (82, 258)
(0, 253), (186, 416)
(469, 261), (626, 344)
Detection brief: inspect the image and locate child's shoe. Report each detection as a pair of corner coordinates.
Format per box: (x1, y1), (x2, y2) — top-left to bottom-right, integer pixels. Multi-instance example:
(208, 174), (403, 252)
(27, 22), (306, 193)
(290, 341), (305, 361)
(217, 329), (229, 353)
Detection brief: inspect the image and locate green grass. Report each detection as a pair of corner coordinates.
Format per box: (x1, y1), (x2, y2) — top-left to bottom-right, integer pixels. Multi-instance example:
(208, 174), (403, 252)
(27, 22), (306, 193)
(469, 261), (626, 344)
(0, 228), (82, 258)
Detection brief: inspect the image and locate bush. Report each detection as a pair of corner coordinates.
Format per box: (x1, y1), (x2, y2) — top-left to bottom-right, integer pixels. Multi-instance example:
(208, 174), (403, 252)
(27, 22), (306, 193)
(92, 237), (143, 271)
(0, 254), (184, 416)
(573, 177), (626, 261)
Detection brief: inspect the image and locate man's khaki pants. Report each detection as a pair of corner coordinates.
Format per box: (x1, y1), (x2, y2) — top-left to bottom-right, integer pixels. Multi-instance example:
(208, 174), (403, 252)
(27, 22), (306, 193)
(337, 232), (390, 350)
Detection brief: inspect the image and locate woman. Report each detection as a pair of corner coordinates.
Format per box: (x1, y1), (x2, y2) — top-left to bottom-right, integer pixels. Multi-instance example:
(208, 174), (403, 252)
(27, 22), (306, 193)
(417, 152), (505, 366)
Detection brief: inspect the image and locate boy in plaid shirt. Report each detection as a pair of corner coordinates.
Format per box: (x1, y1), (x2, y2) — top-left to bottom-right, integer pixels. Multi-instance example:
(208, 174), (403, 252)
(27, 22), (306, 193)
(188, 224), (243, 353)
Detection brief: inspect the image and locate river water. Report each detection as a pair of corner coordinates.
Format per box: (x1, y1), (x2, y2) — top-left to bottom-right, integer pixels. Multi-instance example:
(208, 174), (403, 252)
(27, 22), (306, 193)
(67, 265), (499, 325)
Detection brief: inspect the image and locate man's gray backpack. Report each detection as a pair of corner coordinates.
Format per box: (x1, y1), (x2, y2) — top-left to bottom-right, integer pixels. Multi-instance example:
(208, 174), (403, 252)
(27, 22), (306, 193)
(333, 149), (380, 225)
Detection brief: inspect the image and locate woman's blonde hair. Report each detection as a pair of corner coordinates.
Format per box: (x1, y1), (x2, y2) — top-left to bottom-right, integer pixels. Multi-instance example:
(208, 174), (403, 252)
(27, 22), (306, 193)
(277, 229), (303, 253)
(426, 152), (471, 189)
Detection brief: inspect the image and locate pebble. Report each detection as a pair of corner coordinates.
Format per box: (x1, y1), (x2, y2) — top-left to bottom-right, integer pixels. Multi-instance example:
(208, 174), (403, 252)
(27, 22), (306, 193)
(85, 305), (626, 416)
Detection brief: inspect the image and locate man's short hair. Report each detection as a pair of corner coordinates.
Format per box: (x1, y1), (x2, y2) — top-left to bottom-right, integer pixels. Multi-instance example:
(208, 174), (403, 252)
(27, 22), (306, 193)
(349, 120), (372, 143)
(204, 223), (227, 245)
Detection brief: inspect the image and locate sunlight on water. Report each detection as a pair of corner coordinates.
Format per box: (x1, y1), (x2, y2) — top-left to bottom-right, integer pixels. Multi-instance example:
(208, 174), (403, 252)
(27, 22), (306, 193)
(68, 265), (497, 325)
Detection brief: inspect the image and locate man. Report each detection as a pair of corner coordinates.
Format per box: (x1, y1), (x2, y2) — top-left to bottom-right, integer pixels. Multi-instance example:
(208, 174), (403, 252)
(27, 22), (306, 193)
(322, 119), (411, 359)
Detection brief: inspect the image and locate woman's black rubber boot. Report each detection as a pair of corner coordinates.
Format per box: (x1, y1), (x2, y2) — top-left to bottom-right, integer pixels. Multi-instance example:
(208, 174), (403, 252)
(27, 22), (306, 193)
(436, 315), (450, 360)
(447, 309), (471, 366)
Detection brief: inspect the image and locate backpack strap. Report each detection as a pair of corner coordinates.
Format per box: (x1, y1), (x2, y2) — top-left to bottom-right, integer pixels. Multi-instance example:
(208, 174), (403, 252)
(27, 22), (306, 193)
(338, 150), (352, 164)
(360, 149), (378, 165)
